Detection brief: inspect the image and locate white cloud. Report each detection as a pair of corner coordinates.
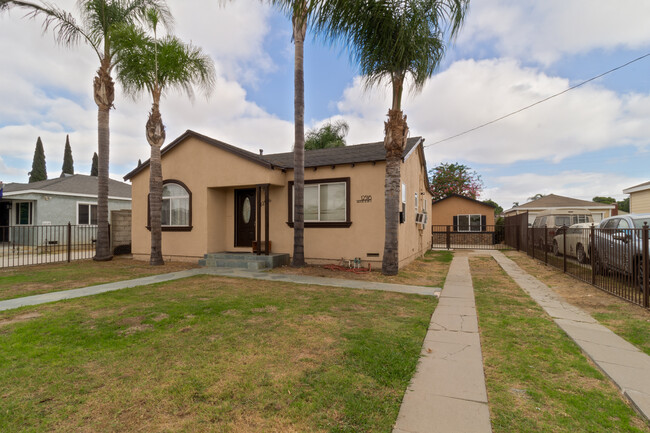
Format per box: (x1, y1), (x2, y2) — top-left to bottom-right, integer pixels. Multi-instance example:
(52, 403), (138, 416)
(458, 0), (650, 64)
(0, 0), (293, 183)
(484, 171), (646, 210)
(335, 59), (650, 165)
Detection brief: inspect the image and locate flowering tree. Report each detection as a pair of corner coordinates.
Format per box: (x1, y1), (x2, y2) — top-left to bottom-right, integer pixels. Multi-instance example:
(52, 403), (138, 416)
(428, 163), (483, 201)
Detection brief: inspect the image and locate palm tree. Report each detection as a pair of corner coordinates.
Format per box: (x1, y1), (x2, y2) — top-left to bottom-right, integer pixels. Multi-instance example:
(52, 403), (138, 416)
(324, 0), (468, 275)
(305, 119), (349, 150)
(269, 0), (323, 267)
(3, 0), (171, 261)
(113, 11), (215, 265)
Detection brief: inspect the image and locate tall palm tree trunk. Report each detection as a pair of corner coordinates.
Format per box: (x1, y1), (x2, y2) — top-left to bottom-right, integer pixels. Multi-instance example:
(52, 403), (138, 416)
(93, 60), (114, 261)
(382, 108), (408, 275)
(147, 88), (165, 266)
(291, 7), (307, 267)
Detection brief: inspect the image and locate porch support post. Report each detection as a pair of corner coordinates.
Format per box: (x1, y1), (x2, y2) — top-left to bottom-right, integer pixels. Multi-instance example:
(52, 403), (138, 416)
(256, 185), (262, 255)
(265, 184), (270, 256)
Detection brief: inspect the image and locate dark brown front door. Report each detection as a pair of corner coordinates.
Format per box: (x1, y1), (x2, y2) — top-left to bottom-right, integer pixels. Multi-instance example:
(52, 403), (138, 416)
(235, 189), (256, 247)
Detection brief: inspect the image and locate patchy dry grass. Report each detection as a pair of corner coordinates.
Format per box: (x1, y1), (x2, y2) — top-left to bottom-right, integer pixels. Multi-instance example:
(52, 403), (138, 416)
(0, 257), (197, 301)
(504, 250), (650, 356)
(271, 250), (452, 288)
(0, 274), (436, 433)
(471, 256), (649, 433)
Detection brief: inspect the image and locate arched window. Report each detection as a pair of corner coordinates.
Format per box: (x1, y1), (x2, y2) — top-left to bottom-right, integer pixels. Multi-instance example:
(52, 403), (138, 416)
(149, 180), (192, 231)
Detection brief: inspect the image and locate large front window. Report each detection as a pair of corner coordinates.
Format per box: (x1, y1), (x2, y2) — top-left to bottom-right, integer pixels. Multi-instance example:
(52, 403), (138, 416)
(302, 182), (346, 222)
(288, 178), (350, 227)
(162, 183), (190, 226)
(458, 214), (482, 232)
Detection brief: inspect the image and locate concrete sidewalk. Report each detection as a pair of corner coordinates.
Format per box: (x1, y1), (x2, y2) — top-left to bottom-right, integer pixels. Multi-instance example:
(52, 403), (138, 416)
(491, 250), (650, 423)
(0, 267), (439, 312)
(393, 255), (492, 433)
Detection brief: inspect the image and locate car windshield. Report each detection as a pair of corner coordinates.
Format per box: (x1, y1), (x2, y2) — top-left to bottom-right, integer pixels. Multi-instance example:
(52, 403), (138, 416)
(632, 218), (650, 229)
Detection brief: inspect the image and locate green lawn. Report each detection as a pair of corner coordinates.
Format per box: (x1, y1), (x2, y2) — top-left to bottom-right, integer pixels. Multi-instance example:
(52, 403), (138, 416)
(470, 256), (649, 433)
(0, 257), (197, 301)
(0, 274), (436, 433)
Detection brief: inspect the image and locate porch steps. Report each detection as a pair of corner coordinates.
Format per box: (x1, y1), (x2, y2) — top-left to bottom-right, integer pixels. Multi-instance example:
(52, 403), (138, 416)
(198, 252), (290, 270)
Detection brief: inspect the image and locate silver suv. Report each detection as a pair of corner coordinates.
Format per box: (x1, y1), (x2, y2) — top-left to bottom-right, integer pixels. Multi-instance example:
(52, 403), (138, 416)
(593, 214), (650, 289)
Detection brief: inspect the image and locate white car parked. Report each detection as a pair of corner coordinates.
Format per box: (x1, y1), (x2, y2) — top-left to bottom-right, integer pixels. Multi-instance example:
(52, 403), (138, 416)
(552, 222), (595, 264)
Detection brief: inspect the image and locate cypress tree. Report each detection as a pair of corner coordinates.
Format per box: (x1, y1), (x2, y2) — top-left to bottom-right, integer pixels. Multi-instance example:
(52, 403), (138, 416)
(28, 137), (47, 183)
(90, 152), (98, 176)
(61, 134), (74, 176)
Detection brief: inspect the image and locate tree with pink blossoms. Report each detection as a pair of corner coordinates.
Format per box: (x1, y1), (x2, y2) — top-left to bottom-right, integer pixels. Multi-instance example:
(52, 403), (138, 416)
(428, 163), (483, 201)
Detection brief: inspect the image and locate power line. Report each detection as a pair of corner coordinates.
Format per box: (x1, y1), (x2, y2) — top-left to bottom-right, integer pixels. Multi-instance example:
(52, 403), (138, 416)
(424, 52), (650, 148)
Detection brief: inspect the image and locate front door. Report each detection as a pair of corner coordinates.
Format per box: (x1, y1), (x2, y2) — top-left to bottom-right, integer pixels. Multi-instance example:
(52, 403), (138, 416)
(235, 189), (256, 247)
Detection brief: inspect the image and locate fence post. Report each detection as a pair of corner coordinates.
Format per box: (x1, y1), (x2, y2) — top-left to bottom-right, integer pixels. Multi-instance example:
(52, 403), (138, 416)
(642, 222), (650, 308)
(446, 225), (451, 250)
(544, 225), (548, 264)
(67, 222), (71, 263)
(563, 226), (567, 273)
(591, 224), (596, 285)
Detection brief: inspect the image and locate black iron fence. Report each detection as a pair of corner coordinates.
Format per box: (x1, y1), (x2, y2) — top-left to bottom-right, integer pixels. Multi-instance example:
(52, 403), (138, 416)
(504, 221), (650, 309)
(431, 225), (509, 250)
(0, 223), (98, 268)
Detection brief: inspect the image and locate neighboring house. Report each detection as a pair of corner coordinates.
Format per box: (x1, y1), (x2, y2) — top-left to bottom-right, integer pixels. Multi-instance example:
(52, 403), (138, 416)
(430, 194), (497, 246)
(623, 181), (650, 214)
(504, 194), (616, 226)
(430, 194), (496, 229)
(0, 174), (131, 243)
(124, 130), (433, 268)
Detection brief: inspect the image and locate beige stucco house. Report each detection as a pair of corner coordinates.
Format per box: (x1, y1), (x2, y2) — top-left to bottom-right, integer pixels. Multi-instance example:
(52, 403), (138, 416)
(623, 181), (650, 214)
(124, 130), (433, 268)
(504, 194), (616, 225)
(430, 194), (496, 229)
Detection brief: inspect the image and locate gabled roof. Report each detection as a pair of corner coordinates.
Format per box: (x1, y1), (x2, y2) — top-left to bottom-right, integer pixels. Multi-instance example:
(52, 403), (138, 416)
(506, 193), (614, 213)
(262, 137), (423, 168)
(123, 129), (424, 180)
(623, 180), (650, 194)
(3, 174), (131, 199)
(432, 193), (495, 208)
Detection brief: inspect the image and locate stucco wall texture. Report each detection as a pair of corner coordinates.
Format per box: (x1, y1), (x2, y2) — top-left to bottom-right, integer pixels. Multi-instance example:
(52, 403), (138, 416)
(130, 136), (433, 268)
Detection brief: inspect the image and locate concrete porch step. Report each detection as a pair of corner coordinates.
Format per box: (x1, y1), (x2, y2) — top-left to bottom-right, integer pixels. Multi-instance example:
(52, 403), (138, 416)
(199, 252), (290, 270)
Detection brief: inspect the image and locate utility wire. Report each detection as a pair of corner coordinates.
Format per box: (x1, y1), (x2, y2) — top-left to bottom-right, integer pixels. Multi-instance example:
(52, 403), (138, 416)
(424, 52), (650, 148)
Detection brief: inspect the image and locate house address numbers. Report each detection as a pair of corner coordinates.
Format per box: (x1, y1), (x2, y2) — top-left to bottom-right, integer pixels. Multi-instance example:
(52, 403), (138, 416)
(356, 195), (372, 203)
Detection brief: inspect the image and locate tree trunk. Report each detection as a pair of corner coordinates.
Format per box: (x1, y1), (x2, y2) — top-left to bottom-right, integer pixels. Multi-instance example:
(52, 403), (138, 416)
(146, 89), (165, 266)
(291, 7), (307, 267)
(382, 109), (409, 275)
(93, 59), (115, 261)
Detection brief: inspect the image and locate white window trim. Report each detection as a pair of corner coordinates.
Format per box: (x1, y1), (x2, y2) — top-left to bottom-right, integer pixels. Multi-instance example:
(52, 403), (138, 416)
(457, 214), (482, 232)
(162, 184), (191, 227)
(293, 181), (347, 223)
(76, 201), (98, 225)
(14, 200), (34, 226)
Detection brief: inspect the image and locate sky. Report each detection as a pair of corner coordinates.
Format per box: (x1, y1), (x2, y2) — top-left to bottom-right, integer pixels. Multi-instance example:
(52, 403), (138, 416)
(1, 0), (649, 211)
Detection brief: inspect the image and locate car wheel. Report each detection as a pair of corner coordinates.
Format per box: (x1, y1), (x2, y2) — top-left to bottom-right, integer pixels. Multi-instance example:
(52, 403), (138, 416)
(636, 258), (646, 292)
(553, 240), (560, 256)
(592, 250), (605, 275)
(576, 244), (587, 264)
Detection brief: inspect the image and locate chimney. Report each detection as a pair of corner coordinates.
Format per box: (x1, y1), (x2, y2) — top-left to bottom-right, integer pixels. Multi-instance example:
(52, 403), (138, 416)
(259, 149), (263, 156)
(612, 203), (618, 216)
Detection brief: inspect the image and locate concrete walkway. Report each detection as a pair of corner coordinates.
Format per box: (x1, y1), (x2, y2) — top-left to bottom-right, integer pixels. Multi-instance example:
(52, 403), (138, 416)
(491, 250), (650, 423)
(393, 255), (492, 433)
(0, 267), (439, 312)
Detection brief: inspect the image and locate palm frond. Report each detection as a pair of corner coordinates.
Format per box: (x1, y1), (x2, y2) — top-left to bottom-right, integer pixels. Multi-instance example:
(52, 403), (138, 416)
(5, 0), (101, 56)
(113, 25), (215, 102)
